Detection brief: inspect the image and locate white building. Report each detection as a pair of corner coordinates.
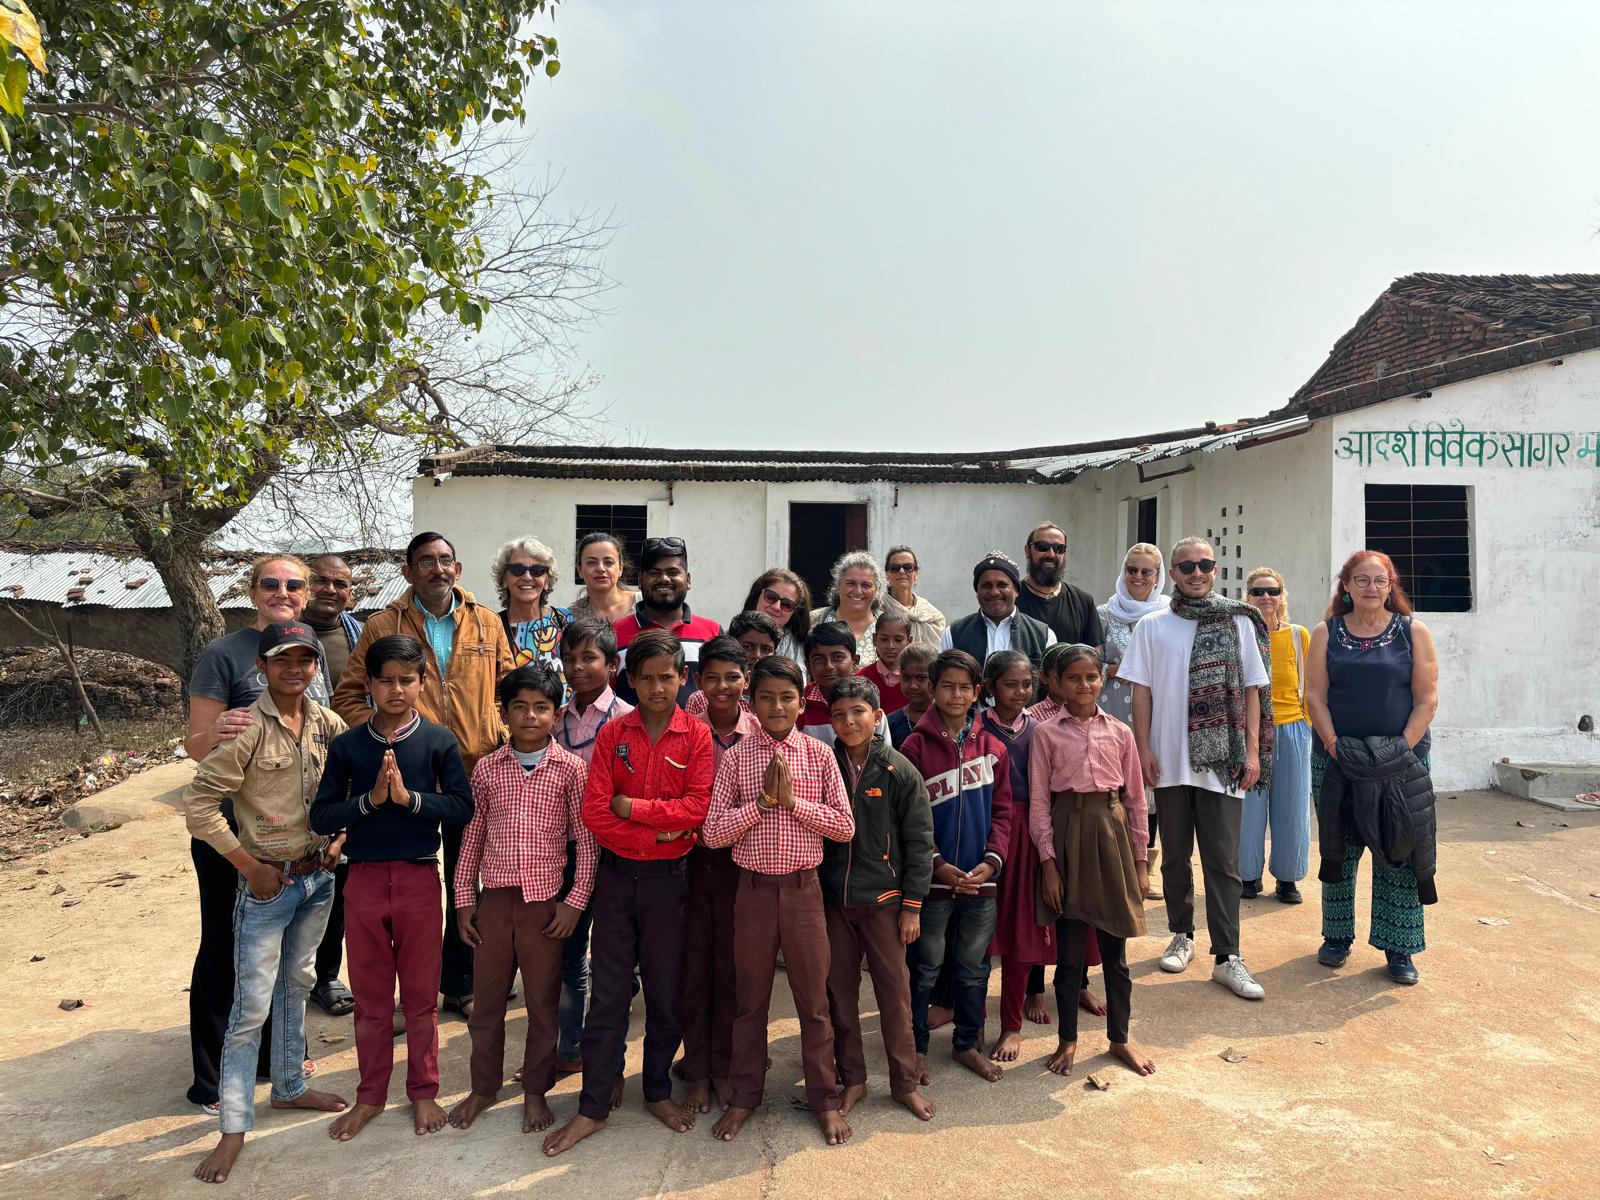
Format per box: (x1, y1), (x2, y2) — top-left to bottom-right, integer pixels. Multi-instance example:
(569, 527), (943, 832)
(415, 274), (1600, 790)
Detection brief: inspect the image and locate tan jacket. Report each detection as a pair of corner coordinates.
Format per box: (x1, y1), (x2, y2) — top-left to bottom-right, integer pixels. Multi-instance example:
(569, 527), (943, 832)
(331, 585), (514, 770)
(184, 691), (347, 862)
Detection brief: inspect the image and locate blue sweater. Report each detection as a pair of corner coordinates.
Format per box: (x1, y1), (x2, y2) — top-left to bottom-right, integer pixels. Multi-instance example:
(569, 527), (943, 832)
(310, 714), (474, 863)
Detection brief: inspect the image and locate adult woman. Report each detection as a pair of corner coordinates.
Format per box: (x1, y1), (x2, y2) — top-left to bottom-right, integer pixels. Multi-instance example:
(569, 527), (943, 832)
(1305, 551), (1439, 986)
(809, 550), (885, 667)
(1238, 567), (1313, 905)
(184, 554), (326, 1112)
(881, 545), (947, 647)
(568, 531), (637, 623)
(741, 567), (813, 663)
(494, 536), (572, 689)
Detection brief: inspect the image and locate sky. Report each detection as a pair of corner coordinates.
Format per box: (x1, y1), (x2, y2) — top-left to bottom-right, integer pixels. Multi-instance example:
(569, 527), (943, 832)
(508, 0), (1600, 452)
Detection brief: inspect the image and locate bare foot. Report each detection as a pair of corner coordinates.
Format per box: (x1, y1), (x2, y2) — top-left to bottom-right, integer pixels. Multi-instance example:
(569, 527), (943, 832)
(892, 1090), (936, 1121)
(671, 1056), (688, 1081)
(555, 1058), (582, 1075)
(447, 1091), (496, 1130)
(610, 1075), (626, 1110)
(1045, 1039), (1077, 1077)
(915, 1052), (930, 1086)
(1109, 1040), (1157, 1077)
(838, 1082), (869, 1115)
(194, 1133), (244, 1184)
(329, 1102), (384, 1141)
(927, 1005), (954, 1031)
(1078, 988), (1107, 1017)
(713, 1104), (755, 1141)
(713, 1077), (733, 1109)
(952, 1047), (1002, 1082)
(543, 1113), (605, 1156)
(685, 1079), (712, 1113)
(413, 1098), (447, 1135)
(817, 1109), (852, 1145)
(271, 1088), (347, 1113)
(989, 1030), (1023, 1063)
(646, 1096), (696, 1132)
(1023, 993), (1051, 1024)
(523, 1094), (555, 1132)
(512, 1067), (523, 1083)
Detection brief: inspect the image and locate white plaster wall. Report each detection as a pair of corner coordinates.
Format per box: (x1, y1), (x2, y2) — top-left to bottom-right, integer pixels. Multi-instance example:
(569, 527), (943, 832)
(1327, 351), (1600, 789)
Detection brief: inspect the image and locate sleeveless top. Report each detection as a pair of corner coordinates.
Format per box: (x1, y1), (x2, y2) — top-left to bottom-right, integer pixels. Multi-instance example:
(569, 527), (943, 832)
(1324, 614), (1429, 757)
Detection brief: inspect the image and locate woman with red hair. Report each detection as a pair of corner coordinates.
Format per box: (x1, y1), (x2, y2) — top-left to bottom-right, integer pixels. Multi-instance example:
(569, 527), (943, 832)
(1304, 551), (1439, 985)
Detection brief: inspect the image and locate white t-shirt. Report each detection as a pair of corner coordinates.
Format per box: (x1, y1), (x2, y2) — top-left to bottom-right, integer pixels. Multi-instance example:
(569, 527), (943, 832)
(1117, 607), (1269, 796)
(936, 612), (1014, 658)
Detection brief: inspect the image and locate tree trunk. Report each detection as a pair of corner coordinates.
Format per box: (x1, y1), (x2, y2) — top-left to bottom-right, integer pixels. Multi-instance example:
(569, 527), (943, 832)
(137, 530), (226, 687)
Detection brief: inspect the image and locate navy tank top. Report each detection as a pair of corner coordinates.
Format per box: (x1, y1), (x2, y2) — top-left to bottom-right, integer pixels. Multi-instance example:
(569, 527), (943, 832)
(1324, 614), (1429, 758)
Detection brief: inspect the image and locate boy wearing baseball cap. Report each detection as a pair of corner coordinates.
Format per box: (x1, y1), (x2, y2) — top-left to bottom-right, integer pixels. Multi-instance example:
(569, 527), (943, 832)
(186, 621), (350, 1184)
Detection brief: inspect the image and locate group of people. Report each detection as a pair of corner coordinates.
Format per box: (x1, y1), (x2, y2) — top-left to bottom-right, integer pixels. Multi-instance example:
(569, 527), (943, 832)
(178, 522), (1441, 1183)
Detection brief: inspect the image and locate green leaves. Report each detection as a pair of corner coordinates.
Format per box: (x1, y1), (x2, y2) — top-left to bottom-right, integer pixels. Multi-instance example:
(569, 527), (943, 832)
(0, 54), (27, 117)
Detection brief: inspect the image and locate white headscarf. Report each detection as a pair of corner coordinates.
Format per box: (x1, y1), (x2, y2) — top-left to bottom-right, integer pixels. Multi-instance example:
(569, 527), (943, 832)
(1104, 546), (1167, 625)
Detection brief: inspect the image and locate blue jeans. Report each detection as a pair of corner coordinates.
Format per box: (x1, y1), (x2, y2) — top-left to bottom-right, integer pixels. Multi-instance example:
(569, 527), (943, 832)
(557, 905), (593, 1062)
(910, 896), (996, 1054)
(218, 868), (335, 1134)
(1240, 718), (1312, 883)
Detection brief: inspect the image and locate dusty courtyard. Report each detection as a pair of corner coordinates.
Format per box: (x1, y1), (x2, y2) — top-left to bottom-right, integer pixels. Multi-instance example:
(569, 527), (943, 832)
(0, 773), (1596, 1200)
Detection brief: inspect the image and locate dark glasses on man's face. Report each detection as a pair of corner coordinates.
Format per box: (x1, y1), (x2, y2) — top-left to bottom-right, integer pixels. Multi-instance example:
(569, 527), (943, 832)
(1124, 565), (1157, 578)
(1030, 540), (1066, 555)
(257, 576), (307, 593)
(1174, 560), (1216, 575)
(761, 587), (798, 612)
(505, 562), (550, 578)
(1249, 586), (1282, 597)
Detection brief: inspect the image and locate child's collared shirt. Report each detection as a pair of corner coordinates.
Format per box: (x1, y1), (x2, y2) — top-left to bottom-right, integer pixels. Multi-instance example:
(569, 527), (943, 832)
(685, 689), (754, 719)
(582, 707), (714, 861)
(799, 680), (891, 747)
(458, 740), (598, 910)
(557, 687), (632, 766)
(1028, 708), (1147, 862)
(1025, 698), (1062, 724)
(702, 726), (855, 874)
(694, 705), (764, 776)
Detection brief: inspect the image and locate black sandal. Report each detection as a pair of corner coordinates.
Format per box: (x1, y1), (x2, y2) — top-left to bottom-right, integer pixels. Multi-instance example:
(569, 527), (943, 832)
(441, 993), (474, 1019)
(311, 979), (356, 1017)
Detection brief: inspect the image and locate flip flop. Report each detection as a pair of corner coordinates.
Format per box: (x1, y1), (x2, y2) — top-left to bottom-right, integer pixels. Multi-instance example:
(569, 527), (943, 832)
(311, 979), (356, 1017)
(442, 994), (475, 1019)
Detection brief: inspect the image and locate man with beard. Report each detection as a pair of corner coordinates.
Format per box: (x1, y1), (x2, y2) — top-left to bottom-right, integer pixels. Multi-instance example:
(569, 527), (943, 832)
(1014, 522), (1104, 649)
(610, 537), (723, 707)
(938, 552), (1052, 671)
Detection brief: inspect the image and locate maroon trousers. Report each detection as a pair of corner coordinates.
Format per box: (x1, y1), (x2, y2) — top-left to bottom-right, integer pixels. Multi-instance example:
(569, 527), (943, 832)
(466, 888), (565, 1098)
(730, 867), (839, 1112)
(825, 903), (920, 1096)
(679, 845), (739, 1084)
(344, 861), (443, 1106)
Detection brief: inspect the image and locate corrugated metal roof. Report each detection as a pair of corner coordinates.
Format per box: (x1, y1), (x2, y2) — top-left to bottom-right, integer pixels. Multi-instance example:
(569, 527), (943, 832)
(0, 550), (404, 611)
(1015, 416), (1311, 478)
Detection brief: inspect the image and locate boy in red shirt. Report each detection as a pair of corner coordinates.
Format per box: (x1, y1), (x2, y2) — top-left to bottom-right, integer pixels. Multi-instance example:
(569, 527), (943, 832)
(542, 629), (714, 1157)
(702, 657), (857, 1146)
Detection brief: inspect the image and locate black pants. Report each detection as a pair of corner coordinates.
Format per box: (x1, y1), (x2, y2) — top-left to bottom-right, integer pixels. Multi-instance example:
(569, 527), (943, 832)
(440, 821), (474, 997)
(578, 851), (688, 1120)
(314, 860), (349, 985)
(1054, 919), (1130, 1044)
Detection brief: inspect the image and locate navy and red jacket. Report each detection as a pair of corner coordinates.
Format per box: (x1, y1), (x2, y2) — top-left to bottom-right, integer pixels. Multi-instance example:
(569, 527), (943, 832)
(612, 605), (723, 707)
(898, 706), (1012, 898)
(582, 707), (713, 861)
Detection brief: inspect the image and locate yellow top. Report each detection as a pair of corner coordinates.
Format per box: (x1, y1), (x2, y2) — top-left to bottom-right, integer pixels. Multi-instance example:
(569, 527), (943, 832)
(1269, 625), (1307, 726)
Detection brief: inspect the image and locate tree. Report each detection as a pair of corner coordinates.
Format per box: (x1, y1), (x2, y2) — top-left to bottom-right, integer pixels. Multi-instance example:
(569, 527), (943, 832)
(0, 1), (608, 680)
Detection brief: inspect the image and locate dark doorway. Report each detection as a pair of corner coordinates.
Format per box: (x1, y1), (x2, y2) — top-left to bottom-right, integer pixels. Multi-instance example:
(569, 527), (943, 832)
(1136, 496), (1158, 547)
(789, 503), (868, 607)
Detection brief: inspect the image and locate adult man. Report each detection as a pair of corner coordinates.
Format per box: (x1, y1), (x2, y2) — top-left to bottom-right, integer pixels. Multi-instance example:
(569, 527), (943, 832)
(333, 532), (515, 1018)
(301, 553), (365, 1019)
(610, 537), (722, 707)
(1013, 522), (1103, 648)
(938, 551), (1051, 671)
(1116, 537), (1273, 1001)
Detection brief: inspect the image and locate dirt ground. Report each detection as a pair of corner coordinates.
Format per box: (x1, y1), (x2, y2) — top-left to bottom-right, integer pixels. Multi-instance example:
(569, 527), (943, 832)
(0, 780), (1596, 1200)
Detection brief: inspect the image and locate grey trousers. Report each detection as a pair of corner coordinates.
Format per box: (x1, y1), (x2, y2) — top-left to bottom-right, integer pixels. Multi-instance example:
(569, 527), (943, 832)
(1154, 784), (1242, 960)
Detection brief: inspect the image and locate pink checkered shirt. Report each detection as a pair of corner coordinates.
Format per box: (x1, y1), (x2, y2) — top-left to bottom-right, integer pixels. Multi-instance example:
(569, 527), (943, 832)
(456, 740), (598, 909)
(694, 705), (765, 776)
(702, 725), (854, 873)
(1025, 698), (1062, 723)
(685, 689), (753, 719)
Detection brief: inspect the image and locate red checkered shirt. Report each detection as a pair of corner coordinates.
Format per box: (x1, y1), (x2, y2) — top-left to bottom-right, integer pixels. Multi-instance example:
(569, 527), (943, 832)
(702, 725), (855, 873)
(456, 740), (597, 910)
(694, 705), (765, 776)
(685, 689), (754, 719)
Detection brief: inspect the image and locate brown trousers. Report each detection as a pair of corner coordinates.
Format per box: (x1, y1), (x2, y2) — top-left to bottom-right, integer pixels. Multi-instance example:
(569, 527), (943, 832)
(824, 903), (919, 1096)
(730, 867), (839, 1112)
(679, 845), (739, 1083)
(466, 888), (565, 1098)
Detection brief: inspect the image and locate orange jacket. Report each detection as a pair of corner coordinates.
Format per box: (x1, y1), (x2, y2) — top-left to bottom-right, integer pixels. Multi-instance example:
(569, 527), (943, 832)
(332, 586), (514, 770)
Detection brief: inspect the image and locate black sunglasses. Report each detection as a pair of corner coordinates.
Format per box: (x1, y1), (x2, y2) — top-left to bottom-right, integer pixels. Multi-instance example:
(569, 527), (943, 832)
(1124, 565), (1157, 578)
(643, 536), (686, 554)
(257, 576), (307, 593)
(1249, 586), (1283, 597)
(1174, 560), (1216, 575)
(1030, 540), (1067, 555)
(504, 562), (550, 578)
(885, 562), (918, 573)
(761, 587), (798, 612)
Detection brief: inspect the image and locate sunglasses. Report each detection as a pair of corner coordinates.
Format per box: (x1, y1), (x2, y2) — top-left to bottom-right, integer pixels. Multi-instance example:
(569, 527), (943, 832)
(505, 562), (550, 579)
(885, 562), (918, 574)
(643, 536), (686, 554)
(257, 576), (307, 593)
(1249, 586), (1283, 597)
(1030, 540), (1067, 555)
(1174, 560), (1216, 575)
(760, 587), (798, 612)
(1124, 565), (1157, 578)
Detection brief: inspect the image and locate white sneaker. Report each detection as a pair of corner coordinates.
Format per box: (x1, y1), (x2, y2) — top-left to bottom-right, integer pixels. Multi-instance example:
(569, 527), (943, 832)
(1158, 933), (1194, 973)
(1212, 955), (1265, 1000)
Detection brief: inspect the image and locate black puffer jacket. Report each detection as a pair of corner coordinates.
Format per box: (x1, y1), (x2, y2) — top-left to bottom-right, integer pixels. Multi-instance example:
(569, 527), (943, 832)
(1317, 735), (1438, 904)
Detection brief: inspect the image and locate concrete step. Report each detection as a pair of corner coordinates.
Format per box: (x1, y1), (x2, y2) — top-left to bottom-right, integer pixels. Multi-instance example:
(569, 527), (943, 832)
(1492, 761), (1600, 813)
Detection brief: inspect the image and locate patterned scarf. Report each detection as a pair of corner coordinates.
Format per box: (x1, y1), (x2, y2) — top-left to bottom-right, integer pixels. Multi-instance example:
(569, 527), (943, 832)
(1169, 593), (1274, 789)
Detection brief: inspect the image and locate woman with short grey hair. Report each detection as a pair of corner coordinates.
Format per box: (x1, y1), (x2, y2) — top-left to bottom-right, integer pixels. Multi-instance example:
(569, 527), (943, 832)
(492, 536), (572, 688)
(809, 549), (886, 667)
